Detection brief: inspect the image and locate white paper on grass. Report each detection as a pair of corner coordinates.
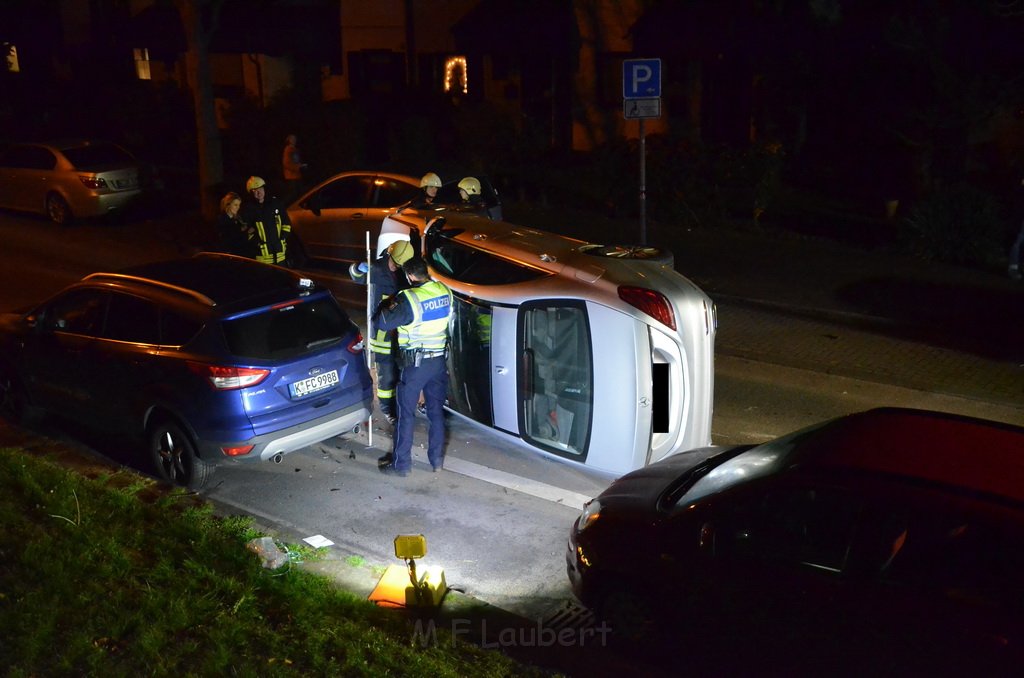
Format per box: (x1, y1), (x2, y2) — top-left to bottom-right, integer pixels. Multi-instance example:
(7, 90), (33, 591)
(303, 534), (334, 548)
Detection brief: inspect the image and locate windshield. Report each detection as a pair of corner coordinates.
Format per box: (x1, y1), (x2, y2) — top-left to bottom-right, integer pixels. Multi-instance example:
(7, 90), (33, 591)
(672, 420), (831, 508)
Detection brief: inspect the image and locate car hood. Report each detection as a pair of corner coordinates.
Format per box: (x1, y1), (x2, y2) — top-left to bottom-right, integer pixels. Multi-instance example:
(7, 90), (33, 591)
(595, 445), (735, 513)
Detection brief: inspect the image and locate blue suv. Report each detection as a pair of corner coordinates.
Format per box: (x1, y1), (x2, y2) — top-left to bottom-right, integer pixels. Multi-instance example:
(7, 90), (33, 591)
(0, 253), (373, 489)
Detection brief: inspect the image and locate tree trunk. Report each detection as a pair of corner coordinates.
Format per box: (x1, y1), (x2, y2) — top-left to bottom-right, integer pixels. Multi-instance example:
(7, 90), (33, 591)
(178, 0), (224, 224)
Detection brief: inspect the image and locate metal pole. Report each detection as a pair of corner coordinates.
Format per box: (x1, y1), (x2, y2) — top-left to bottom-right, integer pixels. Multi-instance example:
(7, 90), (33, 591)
(639, 118), (647, 245)
(365, 230), (373, 447)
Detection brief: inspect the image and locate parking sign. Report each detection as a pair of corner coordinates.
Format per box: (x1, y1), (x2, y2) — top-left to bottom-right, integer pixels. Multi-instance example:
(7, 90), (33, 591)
(623, 58), (662, 99)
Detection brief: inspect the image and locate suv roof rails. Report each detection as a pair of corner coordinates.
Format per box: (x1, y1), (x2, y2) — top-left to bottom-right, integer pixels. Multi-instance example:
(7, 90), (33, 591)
(83, 272), (216, 307)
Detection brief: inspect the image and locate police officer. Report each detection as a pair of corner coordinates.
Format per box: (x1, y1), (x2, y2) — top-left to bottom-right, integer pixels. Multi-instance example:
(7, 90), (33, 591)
(348, 239), (414, 423)
(374, 256), (453, 476)
(241, 176), (292, 265)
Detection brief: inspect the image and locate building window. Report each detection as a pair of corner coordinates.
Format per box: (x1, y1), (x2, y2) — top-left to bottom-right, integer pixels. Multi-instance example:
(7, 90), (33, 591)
(133, 48), (151, 80)
(444, 56), (468, 94)
(4, 43), (19, 73)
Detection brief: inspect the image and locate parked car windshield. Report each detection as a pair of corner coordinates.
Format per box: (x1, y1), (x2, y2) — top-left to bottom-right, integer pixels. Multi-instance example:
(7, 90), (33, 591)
(221, 295), (353, 360)
(61, 142), (136, 169)
(672, 421), (831, 508)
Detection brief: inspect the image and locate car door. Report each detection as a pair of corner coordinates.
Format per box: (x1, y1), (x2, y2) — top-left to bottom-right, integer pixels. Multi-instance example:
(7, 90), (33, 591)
(291, 174), (416, 265)
(289, 174), (374, 264)
(87, 291), (164, 433)
(22, 288), (108, 418)
(0, 144), (56, 214)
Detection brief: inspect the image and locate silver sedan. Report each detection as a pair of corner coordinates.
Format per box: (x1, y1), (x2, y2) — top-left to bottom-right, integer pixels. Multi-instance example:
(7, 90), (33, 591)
(385, 208), (716, 476)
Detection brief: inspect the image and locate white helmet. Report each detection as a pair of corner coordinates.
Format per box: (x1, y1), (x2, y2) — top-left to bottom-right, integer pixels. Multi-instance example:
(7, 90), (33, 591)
(420, 172), (442, 189)
(458, 176), (481, 196)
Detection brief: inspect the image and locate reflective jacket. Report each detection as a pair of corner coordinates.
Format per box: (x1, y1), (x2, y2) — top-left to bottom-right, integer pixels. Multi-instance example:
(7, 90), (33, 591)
(390, 280), (452, 352)
(241, 197), (291, 265)
(350, 256), (407, 355)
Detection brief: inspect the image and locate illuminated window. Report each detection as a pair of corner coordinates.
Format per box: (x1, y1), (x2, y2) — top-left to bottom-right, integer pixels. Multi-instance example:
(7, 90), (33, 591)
(4, 43), (19, 73)
(444, 56), (468, 94)
(133, 48), (151, 80)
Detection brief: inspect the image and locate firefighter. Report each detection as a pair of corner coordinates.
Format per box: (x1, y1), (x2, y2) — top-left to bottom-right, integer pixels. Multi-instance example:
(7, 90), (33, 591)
(348, 239), (414, 423)
(374, 256), (453, 476)
(241, 176), (291, 265)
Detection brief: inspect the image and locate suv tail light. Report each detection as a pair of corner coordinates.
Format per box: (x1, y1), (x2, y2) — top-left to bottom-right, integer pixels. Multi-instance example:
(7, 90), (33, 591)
(348, 333), (365, 354)
(618, 286), (676, 330)
(187, 362), (270, 390)
(79, 176), (108, 189)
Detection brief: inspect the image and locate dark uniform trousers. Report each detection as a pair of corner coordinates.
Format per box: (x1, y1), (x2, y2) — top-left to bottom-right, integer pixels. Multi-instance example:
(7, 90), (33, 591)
(392, 355), (448, 472)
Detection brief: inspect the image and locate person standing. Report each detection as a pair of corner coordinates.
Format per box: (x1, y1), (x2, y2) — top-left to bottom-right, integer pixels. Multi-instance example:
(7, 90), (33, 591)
(215, 192), (259, 258)
(241, 176), (291, 266)
(374, 256), (453, 477)
(281, 134), (307, 205)
(348, 240), (414, 423)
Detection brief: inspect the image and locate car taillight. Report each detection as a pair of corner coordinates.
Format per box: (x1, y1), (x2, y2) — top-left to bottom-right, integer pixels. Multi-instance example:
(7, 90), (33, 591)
(618, 286), (676, 330)
(79, 176), (108, 189)
(221, 444), (255, 457)
(187, 362), (270, 390)
(348, 333), (365, 354)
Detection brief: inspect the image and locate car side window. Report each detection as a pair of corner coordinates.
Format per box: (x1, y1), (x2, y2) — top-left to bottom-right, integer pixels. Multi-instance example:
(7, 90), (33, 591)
(5, 145), (56, 170)
(373, 178), (419, 208)
(746, 486), (861, 574)
(160, 310), (203, 346)
(102, 293), (160, 344)
(42, 289), (108, 337)
(426, 232), (549, 285)
(317, 176), (372, 209)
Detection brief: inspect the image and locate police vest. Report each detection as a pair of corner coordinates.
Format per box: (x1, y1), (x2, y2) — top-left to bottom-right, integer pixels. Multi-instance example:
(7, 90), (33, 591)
(396, 280), (452, 351)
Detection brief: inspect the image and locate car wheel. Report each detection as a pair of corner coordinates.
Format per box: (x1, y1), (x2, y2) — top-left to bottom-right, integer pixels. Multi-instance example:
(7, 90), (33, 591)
(578, 243), (674, 267)
(148, 419), (213, 490)
(45, 193), (73, 226)
(0, 367), (43, 426)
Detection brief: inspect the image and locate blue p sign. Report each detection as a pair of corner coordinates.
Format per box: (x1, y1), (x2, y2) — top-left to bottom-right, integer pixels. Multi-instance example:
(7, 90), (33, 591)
(623, 58), (662, 98)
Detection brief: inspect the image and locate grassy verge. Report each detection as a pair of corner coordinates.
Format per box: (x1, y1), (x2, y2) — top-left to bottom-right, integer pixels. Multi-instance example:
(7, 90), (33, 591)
(0, 447), (550, 677)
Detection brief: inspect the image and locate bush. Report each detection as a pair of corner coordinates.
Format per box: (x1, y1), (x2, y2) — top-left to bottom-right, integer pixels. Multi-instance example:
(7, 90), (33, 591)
(900, 184), (1006, 266)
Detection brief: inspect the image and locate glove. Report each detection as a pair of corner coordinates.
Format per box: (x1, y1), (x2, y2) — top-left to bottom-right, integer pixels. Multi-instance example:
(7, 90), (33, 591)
(348, 261), (368, 279)
(357, 262), (369, 273)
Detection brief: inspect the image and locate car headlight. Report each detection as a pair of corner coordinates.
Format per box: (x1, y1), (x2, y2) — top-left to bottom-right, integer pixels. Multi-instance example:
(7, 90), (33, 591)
(576, 499), (602, 533)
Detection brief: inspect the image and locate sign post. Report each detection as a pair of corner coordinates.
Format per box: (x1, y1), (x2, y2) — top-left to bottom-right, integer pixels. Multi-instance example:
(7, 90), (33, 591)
(623, 58), (661, 245)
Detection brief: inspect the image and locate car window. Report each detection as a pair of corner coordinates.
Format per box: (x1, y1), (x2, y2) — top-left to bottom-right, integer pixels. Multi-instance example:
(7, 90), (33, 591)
(3, 145), (56, 170)
(747, 486), (861, 574)
(42, 289), (108, 337)
(220, 294), (354, 359)
(102, 292), (160, 344)
(426, 232), (549, 285)
(372, 178), (419, 208)
(61, 143), (135, 169)
(317, 176), (373, 209)
(875, 510), (1024, 595)
(160, 310), (203, 346)
(521, 303), (592, 457)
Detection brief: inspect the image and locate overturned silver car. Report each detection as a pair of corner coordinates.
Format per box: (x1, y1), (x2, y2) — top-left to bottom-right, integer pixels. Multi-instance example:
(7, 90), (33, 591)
(382, 209), (716, 476)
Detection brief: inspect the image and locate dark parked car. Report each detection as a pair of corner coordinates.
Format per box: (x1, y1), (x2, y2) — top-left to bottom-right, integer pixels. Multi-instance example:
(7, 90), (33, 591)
(567, 408), (1024, 673)
(0, 253), (373, 489)
(0, 139), (143, 224)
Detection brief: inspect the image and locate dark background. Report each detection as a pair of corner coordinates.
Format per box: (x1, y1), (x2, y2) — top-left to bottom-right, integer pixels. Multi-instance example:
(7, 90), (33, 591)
(2, 0), (1023, 270)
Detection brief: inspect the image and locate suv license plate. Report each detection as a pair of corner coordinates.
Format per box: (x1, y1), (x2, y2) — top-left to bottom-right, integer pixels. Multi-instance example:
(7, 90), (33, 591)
(290, 370), (339, 398)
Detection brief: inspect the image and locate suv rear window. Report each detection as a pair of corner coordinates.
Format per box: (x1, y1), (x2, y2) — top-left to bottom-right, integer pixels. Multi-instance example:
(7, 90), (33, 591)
(221, 295), (354, 359)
